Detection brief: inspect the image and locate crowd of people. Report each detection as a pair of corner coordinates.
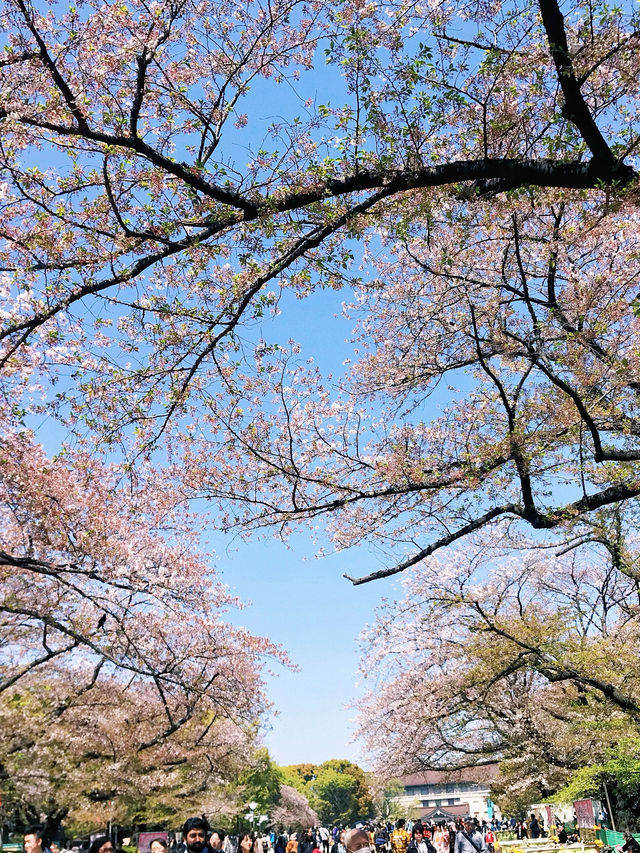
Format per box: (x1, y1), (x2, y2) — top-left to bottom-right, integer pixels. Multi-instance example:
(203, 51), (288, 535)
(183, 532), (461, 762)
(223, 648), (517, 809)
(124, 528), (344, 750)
(256, 819), (491, 853)
(19, 809), (620, 853)
(23, 817), (488, 853)
(162, 815), (521, 853)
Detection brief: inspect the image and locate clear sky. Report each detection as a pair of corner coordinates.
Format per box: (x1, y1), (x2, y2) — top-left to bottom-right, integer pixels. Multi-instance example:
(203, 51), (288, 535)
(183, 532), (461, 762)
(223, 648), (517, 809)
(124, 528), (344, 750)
(197, 53), (428, 770)
(217, 530), (400, 769)
(201, 282), (404, 770)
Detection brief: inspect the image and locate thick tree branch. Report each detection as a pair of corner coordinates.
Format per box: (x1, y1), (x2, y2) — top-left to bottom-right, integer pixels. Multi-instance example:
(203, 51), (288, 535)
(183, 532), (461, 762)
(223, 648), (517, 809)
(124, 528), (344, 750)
(539, 0), (617, 165)
(344, 504), (519, 585)
(346, 479), (640, 585)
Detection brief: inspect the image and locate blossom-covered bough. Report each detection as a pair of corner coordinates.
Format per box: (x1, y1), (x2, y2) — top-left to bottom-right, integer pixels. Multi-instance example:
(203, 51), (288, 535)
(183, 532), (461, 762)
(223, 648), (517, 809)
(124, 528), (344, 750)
(0, 0), (639, 574)
(354, 514), (640, 796)
(2, 0), (640, 792)
(0, 425), (287, 823)
(0, 432), (278, 730)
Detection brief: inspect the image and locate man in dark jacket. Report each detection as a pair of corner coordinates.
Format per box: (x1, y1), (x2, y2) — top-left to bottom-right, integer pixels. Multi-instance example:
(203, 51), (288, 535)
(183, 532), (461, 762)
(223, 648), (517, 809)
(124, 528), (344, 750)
(529, 816), (541, 840)
(176, 818), (211, 853)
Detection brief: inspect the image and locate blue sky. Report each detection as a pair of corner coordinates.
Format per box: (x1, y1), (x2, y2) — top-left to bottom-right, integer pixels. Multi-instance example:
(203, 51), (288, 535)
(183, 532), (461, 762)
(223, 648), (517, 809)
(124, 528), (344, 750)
(31, 250), (407, 770)
(218, 531), (400, 768)
(199, 282), (405, 769)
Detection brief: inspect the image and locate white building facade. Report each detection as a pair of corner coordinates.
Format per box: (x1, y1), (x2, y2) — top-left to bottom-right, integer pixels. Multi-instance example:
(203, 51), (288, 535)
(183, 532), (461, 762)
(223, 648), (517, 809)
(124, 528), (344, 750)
(395, 766), (500, 823)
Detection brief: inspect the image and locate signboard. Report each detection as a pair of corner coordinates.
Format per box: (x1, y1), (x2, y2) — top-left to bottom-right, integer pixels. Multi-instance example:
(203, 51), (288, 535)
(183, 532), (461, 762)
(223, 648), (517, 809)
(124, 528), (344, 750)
(138, 833), (169, 853)
(573, 799), (595, 829)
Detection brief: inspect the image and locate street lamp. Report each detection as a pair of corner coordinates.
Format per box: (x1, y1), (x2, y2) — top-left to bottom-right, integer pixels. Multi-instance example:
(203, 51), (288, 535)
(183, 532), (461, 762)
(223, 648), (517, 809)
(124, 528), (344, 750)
(245, 802), (258, 832)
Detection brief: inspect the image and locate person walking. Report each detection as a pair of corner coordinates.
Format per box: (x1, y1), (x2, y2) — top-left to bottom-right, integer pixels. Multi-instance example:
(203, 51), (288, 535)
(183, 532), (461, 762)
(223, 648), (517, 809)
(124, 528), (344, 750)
(408, 826), (435, 853)
(433, 826), (449, 853)
(299, 830), (315, 853)
(390, 821), (410, 853)
(318, 829), (330, 853)
(454, 819), (487, 853)
(529, 816), (540, 840)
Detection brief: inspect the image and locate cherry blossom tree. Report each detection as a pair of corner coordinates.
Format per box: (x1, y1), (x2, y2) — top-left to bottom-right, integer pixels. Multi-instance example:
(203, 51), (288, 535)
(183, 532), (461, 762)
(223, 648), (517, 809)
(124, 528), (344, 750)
(4, 0), (640, 812)
(353, 512), (640, 797)
(270, 784), (318, 831)
(0, 423), (286, 828)
(182, 190), (640, 584)
(0, 673), (257, 832)
(0, 424), (283, 708)
(0, 0), (640, 586)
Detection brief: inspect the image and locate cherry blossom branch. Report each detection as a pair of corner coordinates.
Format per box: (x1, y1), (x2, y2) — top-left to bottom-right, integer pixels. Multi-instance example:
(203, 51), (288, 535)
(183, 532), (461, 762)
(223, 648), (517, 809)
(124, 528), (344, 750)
(145, 188), (396, 447)
(14, 0), (90, 133)
(43, 659), (109, 732)
(0, 211), (242, 366)
(0, 639), (80, 694)
(344, 504), (519, 584)
(469, 302), (538, 518)
(0, 603), (180, 683)
(471, 601), (640, 714)
(503, 326), (640, 462)
(433, 32), (528, 56)
(346, 480), (640, 584)
(576, 28), (640, 87)
(0, 50), (38, 67)
(539, 0), (617, 165)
